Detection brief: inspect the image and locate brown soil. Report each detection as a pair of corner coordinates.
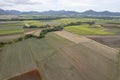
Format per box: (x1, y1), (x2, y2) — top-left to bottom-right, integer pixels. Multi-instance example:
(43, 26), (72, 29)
(8, 69), (42, 80)
(87, 35), (120, 48)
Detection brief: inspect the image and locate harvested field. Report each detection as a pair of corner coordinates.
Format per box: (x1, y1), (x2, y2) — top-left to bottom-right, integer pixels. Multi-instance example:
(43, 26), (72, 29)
(101, 23), (120, 34)
(87, 35), (120, 48)
(27, 36), (86, 80)
(54, 31), (119, 80)
(60, 43), (118, 80)
(0, 31), (119, 80)
(0, 41), (38, 80)
(54, 30), (92, 44)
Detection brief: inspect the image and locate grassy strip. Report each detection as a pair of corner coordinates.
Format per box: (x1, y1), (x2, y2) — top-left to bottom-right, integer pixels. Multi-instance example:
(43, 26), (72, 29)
(24, 20), (44, 27)
(0, 29), (24, 35)
(65, 24), (114, 35)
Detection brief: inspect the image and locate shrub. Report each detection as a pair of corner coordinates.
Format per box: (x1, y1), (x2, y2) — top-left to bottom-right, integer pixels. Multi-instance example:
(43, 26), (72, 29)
(24, 34), (34, 39)
(0, 42), (6, 47)
(13, 37), (23, 43)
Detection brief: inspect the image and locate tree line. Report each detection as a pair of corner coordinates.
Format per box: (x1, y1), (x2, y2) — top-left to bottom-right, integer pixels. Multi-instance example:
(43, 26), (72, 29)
(0, 21), (95, 48)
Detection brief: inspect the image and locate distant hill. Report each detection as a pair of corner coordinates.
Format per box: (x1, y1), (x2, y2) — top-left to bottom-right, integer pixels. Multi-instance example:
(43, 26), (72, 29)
(0, 9), (21, 15)
(0, 8), (120, 16)
(39, 10), (80, 16)
(82, 10), (120, 16)
(0, 9), (9, 15)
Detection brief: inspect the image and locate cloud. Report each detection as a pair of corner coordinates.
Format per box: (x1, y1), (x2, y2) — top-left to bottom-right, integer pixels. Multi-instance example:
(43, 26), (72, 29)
(57, 0), (120, 12)
(0, 0), (120, 12)
(58, 0), (95, 7)
(6, 0), (40, 5)
(0, 0), (42, 7)
(57, 0), (119, 8)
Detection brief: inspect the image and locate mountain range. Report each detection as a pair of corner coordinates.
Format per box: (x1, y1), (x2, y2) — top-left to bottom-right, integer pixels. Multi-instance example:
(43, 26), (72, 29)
(0, 8), (120, 16)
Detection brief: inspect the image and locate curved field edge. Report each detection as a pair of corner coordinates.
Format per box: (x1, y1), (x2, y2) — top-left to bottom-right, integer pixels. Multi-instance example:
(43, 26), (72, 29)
(29, 33), (119, 80)
(0, 41), (37, 80)
(0, 32), (119, 80)
(64, 24), (114, 35)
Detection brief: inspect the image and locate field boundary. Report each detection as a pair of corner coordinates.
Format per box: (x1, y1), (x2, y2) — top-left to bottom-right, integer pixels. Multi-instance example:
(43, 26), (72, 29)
(54, 30), (118, 60)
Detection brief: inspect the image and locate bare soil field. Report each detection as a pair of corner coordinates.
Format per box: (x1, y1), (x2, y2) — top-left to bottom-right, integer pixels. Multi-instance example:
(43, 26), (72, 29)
(8, 69), (42, 80)
(87, 35), (120, 48)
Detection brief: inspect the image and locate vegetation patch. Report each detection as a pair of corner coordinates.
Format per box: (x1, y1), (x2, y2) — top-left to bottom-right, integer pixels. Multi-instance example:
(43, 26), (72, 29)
(65, 24), (114, 35)
(24, 20), (44, 27)
(0, 29), (24, 35)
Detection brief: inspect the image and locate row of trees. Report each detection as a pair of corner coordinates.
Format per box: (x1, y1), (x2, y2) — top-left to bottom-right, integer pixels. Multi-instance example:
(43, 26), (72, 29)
(0, 17), (64, 21)
(0, 21), (95, 48)
(38, 26), (63, 38)
(36, 21), (95, 38)
(24, 21), (95, 29)
(0, 25), (64, 48)
(24, 24), (51, 28)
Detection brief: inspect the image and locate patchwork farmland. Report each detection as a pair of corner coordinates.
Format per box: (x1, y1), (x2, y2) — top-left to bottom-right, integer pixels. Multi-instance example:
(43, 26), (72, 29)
(0, 17), (120, 80)
(0, 32), (119, 80)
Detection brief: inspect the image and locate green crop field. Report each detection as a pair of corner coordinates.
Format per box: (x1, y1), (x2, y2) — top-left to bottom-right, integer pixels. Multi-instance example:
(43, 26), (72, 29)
(0, 29), (24, 35)
(0, 17), (120, 80)
(53, 18), (82, 25)
(0, 21), (24, 35)
(0, 32), (119, 80)
(24, 20), (44, 26)
(0, 41), (37, 80)
(64, 24), (114, 35)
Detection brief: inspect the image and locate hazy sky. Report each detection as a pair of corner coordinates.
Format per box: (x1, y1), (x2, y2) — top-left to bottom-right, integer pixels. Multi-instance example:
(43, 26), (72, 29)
(0, 0), (120, 12)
